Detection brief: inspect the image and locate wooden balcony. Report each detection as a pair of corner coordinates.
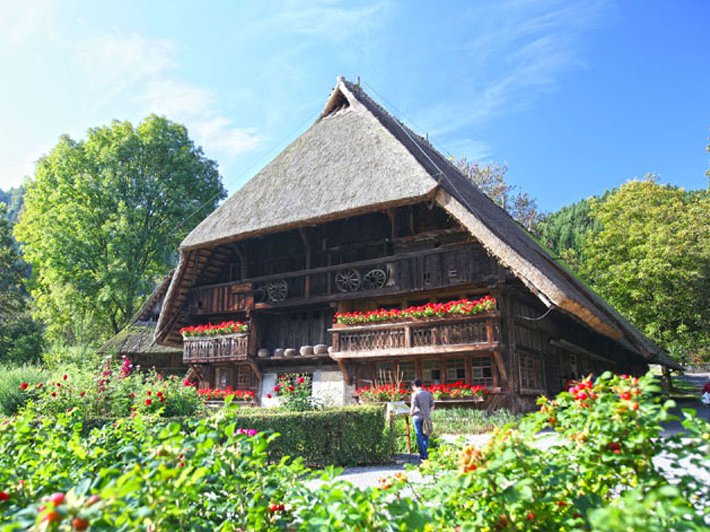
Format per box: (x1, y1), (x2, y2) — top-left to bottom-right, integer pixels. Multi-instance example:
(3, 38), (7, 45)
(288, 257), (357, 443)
(329, 312), (500, 360)
(183, 333), (249, 363)
(187, 244), (501, 314)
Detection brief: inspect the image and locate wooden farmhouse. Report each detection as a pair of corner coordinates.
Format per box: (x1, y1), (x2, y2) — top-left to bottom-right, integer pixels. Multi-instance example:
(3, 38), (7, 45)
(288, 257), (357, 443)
(155, 77), (679, 410)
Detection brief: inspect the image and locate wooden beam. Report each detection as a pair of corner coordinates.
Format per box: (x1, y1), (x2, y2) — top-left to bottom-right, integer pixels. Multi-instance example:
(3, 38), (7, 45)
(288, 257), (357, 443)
(492, 350), (507, 382)
(336, 359), (351, 385)
(330, 342), (500, 360)
(246, 360), (263, 382)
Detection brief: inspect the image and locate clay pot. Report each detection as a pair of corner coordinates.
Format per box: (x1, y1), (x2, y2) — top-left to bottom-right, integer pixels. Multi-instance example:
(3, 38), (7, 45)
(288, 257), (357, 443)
(284, 348), (298, 357)
(314, 344), (329, 355)
(300, 345), (314, 356)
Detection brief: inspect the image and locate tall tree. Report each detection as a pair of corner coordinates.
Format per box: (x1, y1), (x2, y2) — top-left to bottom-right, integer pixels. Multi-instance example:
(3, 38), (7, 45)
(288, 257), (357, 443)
(536, 196), (604, 271)
(579, 175), (709, 363)
(455, 159), (541, 231)
(15, 115), (226, 344)
(0, 202), (43, 363)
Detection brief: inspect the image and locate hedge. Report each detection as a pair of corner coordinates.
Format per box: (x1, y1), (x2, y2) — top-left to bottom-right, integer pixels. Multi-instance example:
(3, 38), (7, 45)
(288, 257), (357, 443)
(80, 405), (395, 468)
(221, 405), (396, 467)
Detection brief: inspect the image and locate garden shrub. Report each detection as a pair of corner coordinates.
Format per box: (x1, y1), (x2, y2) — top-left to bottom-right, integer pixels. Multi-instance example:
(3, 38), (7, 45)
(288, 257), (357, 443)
(0, 364), (46, 416)
(19, 358), (204, 419)
(220, 404), (395, 466)
(0, 371), (707, 531)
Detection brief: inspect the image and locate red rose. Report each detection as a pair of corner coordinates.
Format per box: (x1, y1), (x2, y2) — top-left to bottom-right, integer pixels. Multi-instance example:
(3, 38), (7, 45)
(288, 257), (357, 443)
(159, 396), (166, 403)
(145, 399), (152, 406)
(288, 385), (295, 392)
(266, 393), (272, 399)
(72, 518), (90, 531)
(297, 377), (305, 384)
(49, 492), (65, 505)
(80, 391), (86, 397)
(20, 382), (28, 390)
(527, 512), (535, 521)
(157, 391), (163, 397)
(619, 391), (631, 401)
(130, 393), (135, 399)
(51, 392), (57, 398)
(62, 374), (67, 381)
(147, 390), (152, 396)
(0, 491), (9, 501)
(273, 385), (280, 393)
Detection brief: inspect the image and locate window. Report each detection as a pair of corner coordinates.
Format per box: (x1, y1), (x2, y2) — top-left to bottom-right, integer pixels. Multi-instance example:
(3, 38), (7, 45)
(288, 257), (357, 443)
(422, 359), (441, 385)
(472, 356), (494, 386)
(446, 358), (466, 382)
(215, 367), (229, 389)
(520, 354), (544, 390)
(236, 365), (253, 388)
(375, 362), (395, 383)
(398, 361), (416, 383)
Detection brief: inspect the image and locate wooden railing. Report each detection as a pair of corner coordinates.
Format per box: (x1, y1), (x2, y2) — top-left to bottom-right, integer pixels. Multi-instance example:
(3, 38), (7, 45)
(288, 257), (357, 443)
(183, 333), (249, 363)
(187, 244), (500, 313)
(329, 313), (500, 359)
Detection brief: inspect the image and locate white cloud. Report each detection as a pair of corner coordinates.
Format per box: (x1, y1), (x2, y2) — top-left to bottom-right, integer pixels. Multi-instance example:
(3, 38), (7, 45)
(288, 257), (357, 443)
(419, 0), (610, 138)
(74, 32), (262, 161)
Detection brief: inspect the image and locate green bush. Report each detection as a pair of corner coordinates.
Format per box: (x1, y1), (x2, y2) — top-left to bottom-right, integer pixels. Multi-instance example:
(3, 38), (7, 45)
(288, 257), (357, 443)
(0, 364), (46, 416)
(431, 407), (522, 435)
(19, 360), (204, 419)
(220, 404), (395, 467)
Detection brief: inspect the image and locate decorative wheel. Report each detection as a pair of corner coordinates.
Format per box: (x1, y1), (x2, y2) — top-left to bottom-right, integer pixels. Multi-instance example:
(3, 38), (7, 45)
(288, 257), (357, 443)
(254, 286), (267, 303)
(362, 268), (388, 290)
(335, 268), (362, 292)
(266, 279), (288, 302)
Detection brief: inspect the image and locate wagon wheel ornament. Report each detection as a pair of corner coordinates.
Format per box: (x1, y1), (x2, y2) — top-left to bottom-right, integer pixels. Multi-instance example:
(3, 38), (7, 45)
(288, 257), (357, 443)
(362, 268), (388, 290)
(335, 268), (362, 292)
(254, 286), (267, 303)
(266, 279), (288, 302)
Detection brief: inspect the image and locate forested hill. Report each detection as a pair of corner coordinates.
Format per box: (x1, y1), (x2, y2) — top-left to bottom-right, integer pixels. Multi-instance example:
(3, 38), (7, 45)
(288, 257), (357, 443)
(0, 187), (24, 221)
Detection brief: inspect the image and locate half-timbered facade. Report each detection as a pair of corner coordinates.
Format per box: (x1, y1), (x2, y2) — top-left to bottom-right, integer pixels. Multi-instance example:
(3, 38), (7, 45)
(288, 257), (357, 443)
(155, 77), (679, 410)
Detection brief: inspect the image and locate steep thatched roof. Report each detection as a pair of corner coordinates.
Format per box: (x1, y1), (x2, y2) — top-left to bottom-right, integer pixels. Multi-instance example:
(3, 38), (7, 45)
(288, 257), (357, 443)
(157, 77), (679, 370)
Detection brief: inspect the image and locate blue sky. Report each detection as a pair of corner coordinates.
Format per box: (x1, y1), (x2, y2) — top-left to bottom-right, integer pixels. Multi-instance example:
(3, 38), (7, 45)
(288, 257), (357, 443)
(0, 0), (707, 212)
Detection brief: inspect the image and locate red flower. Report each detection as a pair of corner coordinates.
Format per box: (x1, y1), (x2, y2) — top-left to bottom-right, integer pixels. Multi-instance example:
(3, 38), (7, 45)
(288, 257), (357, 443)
(288, 385), (295, 392)
(49, 492), (65, 506)
(130, 392), (135, 399)
(297, 377), (305, 384)
(0, 491), (9, 501)
(62, 374), (67, 381)
(159, 396), (166, 403)
(51, 392), (57, 398)
(527, 512), (535, 521)
(273, 385), (281, 393)
(72, 518), (90, 531)
(80, 391), (86, 397)
(147, 390), (152, 396)
(157, 391), (163, 397)
(619, 391), (631, 401)
(20, 382), (28, 390)
(266, 393), (272, 399)
(145, 399), (152, 406)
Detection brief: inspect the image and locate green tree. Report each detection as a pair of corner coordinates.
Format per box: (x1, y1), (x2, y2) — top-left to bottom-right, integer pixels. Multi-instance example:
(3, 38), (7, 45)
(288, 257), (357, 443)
(455, 159), (541, 231)
(537, 196), (604, 271)
(0, 202), (43, 364)
(580, 175), (709, 363)
(14, 115), (226, 344)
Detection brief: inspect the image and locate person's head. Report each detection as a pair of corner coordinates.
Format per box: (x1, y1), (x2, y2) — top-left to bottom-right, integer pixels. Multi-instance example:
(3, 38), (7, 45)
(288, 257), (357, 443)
(412, 379), (422, 389)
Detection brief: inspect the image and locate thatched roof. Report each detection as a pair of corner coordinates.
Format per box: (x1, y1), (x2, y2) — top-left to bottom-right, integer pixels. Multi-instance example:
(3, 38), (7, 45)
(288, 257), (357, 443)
(98, 323), (181, 356)
(100, 273), (181, 356)
(157, 77), (679, 370)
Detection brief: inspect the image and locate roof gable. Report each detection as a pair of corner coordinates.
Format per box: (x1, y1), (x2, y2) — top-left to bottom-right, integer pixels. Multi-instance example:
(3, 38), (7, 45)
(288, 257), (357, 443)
(181, 80), (438, 249)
